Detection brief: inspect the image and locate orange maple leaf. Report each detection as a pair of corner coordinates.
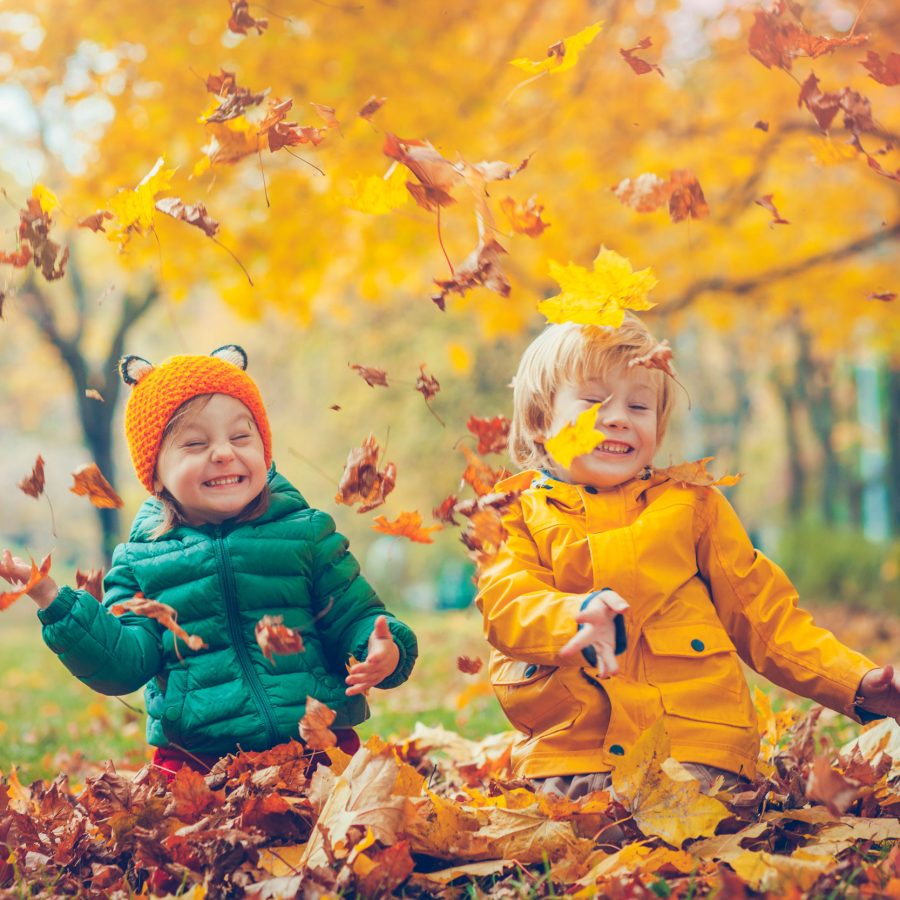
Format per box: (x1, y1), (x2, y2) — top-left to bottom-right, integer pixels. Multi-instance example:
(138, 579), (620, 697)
(111, 592), (208, 656)
(18, 454), (45, 499)
(0, 553), (52, 612)
(334, 434), (397, 513)
(255, 614), (305, 663)
(70, 463), (123, 509)
(628, 341), (677, 378)
(499, 195), (550, 237)
(461, 508), (509, 569)
(75, 568), (104, 602)
(299, 696), (337, 750)
(657, 457), (742, 488)
(171, 766), (224, 823)
(467, 415), (511, 455)
(460, 446), (509, 497)
(372, 511), (442, 544)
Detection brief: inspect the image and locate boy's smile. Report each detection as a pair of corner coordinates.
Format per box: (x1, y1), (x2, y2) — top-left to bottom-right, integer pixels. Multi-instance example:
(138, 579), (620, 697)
(545, 366), (659, 490)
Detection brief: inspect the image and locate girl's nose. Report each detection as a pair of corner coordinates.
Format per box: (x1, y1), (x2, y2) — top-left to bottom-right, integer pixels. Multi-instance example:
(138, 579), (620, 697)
(210, 441), (235, 462)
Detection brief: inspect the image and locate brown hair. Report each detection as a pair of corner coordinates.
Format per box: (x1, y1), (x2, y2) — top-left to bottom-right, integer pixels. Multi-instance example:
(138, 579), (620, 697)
(508, 316), (674, 471)
(148, 394), (271, 539)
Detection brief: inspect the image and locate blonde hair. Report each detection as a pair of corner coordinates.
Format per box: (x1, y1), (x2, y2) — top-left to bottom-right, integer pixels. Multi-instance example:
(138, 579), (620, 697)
(148, 394), (271, 539)
(508, 316), (674, 470)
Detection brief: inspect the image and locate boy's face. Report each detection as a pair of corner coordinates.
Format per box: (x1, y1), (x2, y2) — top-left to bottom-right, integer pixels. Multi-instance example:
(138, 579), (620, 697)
(545, 364), (659, 490)
(154, 394), (268, 525)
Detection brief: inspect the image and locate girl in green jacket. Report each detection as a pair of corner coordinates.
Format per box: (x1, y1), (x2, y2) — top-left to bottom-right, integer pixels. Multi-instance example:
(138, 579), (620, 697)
(0, 345), (417, 777)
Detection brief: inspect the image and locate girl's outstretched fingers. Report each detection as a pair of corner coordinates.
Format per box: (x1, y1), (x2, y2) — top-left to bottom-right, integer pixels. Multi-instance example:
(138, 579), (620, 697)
(345, 615), (400, 696)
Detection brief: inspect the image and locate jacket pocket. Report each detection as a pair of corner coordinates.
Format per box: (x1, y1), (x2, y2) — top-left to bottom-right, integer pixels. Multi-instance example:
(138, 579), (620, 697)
(491, 656), (582, 737)
(160, 665), (189, 745)
(642, 622), (753, 726)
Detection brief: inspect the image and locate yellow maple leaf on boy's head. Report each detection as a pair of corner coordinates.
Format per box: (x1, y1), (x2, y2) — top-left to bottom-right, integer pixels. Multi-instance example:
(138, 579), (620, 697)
(539, 247), (658, 327)
(544, 402), (605, 469)
(510, 21), (603, 76)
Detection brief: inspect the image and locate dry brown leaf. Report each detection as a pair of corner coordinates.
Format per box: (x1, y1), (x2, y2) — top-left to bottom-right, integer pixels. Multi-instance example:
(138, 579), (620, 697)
(667, 169), (709, 222)
(78, 211), (113, 232)
(350, 363), (389, 387)
(111, 592), (208, 654)
(620, 36), (664, 77)
(155, 197), (220, 237)
(432, 494), (459, 526)
(755, 194), (790, 225)
(311, 102), (340, 129)
(432, 237), (510, 310)
(657, 457), (742, 488)
(18, 454), (45, 499)
(75, 568), (104, 602)
(299, 696), (337, 750)
(227, 0), (268, 35)
(467, 415), (511, 455)
(334, 434), (397, 513)
(415, 363), (440, 402)
(255, 614), (305, 663)
(457, 656), (483, 675)
(806, 754), (861, 816)
(70, 463), (123, 509)
(860, 50), (900, 86)
(359, 95), (387, 120)
(628, 341), (677, 378)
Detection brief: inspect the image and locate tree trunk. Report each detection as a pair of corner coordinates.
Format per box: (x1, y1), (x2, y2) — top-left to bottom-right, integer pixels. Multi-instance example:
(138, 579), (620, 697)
(21, 252), (158, 564)
(771, 370), (806, 515)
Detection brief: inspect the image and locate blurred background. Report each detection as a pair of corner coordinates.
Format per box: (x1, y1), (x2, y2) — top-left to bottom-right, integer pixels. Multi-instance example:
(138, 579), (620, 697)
(0, 0), (897, 776)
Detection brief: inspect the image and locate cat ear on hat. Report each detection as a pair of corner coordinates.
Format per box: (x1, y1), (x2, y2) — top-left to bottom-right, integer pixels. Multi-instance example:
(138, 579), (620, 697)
(210, 344), (248, 370)
(119, 355), (155, 386)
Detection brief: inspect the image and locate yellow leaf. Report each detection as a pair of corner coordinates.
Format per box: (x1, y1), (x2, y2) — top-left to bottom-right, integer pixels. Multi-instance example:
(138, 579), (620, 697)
(544, 402), (605, 468)
(510, 21), (603, 75)
(539, 247), (658, 327)
(611, 720), (730, 847)
(809, 136), (859, 166)
(348, 166), (409, 214)
(32, 184), (59, 215)
(106, 157), (176, 243)
(258, 844), (307, 876)
(730, 849), (834, 893)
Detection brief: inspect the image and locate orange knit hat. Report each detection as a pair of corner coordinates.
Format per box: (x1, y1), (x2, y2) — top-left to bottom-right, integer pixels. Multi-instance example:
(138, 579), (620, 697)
(120, 345), (273, 492)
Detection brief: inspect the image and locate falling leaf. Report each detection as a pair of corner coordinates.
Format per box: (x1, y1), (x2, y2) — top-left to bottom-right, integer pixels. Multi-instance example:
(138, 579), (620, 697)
(748, 6), (867, 71)
(667, 169), (709, 222)
(415, 364), (440, 402)
(433, 494), (460, 526)
(85, 388), (104, 402)
(334, 434), (397, 513)
(499, 195), (549, 237)
(202, 71), (268, 123)
(754, 120), (770, 131)
(299, 696), (337, 750)
(805, 754), (861, 816)
(461, 508), (508, 569)
(17, 454), (45, 498)
(509, 20), (603, 76)
(868, 291), (896, 302)
(359, 95), (387, 120)
(860, 50), (900, 86)
(798, 72), (842, 130)
(628, 341), (677, 378)
(755, 194), (790, 225)
(612, 172), (671, 213)
(453, 490), (519, 520)
(383, 133), (463, 212)
(350, 363), (389, 387)
(259, 98), (326, 152)
(70, 463), (123, 509)
(457, 656), (483, 675)
(432, 236), (509, 310)
(657, 456), (743, 488)
(467, 414), (510, 455)
(105, 157), (176, 246)
(372, 511), (442, 544)
(459, 446), (508, 496)
(311, 102), (340, 128)
(32, 184), (60, 216)
(155, 198), (220, 237)
(2, 196), (69, 281)
(544, 402), (605, 468)
(75, 568), (104, 602)
(0, 554), (52, 611)
(540, 247), (658, 328)
(611, 720), (730, 846)
(227, 0), (268, 35)
(111, 592), (208, 653)
(620, 37), (664, 77)
(78, 211), (113, 232)
(255, 615), (305, 662)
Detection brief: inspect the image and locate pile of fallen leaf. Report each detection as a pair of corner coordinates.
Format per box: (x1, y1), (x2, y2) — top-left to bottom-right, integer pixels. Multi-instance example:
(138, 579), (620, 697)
(2, 705), (898, 898)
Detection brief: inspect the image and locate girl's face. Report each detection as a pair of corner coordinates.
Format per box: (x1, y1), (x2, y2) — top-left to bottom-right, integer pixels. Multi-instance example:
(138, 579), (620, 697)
(154, 394), (268, 525)
(545, 364), (659, 490)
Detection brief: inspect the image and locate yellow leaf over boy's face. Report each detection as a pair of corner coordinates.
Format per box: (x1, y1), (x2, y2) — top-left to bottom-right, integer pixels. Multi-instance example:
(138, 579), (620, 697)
(539, 247), (658, 327)
(544, 402), (605, 469)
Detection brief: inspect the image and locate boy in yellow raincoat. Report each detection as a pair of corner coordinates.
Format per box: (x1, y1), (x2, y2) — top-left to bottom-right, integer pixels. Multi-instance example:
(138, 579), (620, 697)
(476, 316), (899, 797)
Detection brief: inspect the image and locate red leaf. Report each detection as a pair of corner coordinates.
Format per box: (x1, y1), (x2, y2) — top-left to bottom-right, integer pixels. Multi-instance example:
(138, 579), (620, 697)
(860, 50), (900, 86)
(457, 656), (483, 675)
(415, 363), (440, 402)
(255, 614), (305, 662)
(467, 415), (511, 455)
(78, 211), (113, 232)
(667, 170), (709, 222)
(620, 37), (664, 77)
(628, 340), (678, 377)
(798, 72), (842, 130)
(350, 363), (389, 387)
(432, 494), (459, 526)
(227, 0), (268, 35)
(18, 454), (45, 499)
(171, 767), (224, 823)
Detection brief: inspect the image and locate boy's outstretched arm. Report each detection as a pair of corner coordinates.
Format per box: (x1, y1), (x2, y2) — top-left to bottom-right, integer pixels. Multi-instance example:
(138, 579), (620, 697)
(559, 589), (629, 677)
(857, 666), (900, 723)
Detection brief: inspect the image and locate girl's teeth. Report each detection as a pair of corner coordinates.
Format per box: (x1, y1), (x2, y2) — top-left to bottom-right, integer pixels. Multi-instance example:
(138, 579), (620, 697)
(207, 476), (241, 486)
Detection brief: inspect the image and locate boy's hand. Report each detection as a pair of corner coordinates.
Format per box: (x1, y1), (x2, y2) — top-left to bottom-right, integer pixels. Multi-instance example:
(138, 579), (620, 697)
(345, 615), (400, 696)
(559, 589), (629, 677)
(0, 549), (59, 610)
(857, 666), (900, 723)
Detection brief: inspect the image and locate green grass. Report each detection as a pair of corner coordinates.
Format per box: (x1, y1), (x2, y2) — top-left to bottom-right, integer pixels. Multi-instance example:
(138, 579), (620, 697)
(0, 603), (507, 782)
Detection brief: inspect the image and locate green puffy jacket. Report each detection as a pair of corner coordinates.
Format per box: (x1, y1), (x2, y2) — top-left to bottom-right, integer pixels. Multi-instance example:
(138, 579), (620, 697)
(38, 466), (417, 756)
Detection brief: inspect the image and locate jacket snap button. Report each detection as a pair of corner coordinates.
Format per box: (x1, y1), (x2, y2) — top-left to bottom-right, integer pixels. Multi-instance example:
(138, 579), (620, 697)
(691, 638), (705, 652)
(584, 485), (599, 494)
(524, 664), (538, 678)
(609, 744), (625, 755)
(164, 707), (179, 721)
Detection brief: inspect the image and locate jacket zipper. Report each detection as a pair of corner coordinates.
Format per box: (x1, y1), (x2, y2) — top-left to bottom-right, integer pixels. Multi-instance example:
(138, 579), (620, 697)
(213, 528), (280, 748)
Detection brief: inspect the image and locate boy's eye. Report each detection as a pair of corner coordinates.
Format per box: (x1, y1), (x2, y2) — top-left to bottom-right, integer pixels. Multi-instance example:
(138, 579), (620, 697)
(630, 404), (649, 411)
(232, 433), (251, 441)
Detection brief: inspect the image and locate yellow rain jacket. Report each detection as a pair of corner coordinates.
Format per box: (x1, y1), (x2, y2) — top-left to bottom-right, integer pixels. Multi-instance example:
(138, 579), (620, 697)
(476, 469), (878, 779)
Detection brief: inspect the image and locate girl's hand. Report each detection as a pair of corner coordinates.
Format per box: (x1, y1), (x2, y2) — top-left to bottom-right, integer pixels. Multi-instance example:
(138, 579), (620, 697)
(345, 615), (400, 696)
(857, 666), (900, 724)
(559, 589), (629, 677)
(0, 549), (59, 610)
